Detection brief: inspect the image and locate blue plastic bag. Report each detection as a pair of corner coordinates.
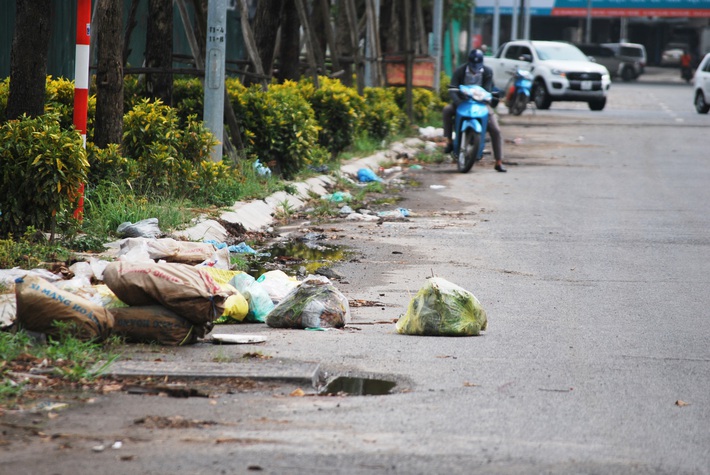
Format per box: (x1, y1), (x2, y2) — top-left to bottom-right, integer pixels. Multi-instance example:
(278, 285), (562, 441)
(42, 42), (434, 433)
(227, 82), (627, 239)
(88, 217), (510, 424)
(357, 168), (383, 183)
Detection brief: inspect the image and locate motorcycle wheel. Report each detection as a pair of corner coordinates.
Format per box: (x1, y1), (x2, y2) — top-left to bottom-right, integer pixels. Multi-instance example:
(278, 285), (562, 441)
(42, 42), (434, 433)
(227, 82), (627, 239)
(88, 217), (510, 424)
(510, 93), (528, 116)
(457, 129), (480, 173)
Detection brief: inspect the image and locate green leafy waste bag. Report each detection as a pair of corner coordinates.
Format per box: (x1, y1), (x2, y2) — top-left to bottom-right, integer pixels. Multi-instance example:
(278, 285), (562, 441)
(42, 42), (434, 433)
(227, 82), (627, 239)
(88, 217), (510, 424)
(396, 277), (488, 336)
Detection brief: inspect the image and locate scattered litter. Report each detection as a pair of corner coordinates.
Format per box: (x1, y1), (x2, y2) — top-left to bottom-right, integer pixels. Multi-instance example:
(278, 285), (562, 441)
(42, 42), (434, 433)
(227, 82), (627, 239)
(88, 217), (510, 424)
(430, 185), (446, 190)
(253, 159), (271, 176)
(381, 166), (402, 175)
(339, 205), (354, 215)
(228, 242), (258, 254)
(409, 164), (423, 170)
(266, 275), (350, 329)
(30, 401), (69, 413)
(92, 445), (106, 453)
(117, 218), (162, 239)
(357, 168), (383, 183)
(210, 334), (267, 344)
(322, 191), (352, 202)
(396, 277), (488, 336)
(377, 208), (410, 218)
(345, 213), (380, 222)
(111, 441), (123, 450)
(418, 126), (443, 139)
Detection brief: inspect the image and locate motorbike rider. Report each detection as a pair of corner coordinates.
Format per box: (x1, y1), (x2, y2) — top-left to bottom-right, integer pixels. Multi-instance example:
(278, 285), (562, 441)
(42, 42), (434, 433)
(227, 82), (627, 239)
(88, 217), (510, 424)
(680, 50), (692, 82)
(443, 49), (506, 172)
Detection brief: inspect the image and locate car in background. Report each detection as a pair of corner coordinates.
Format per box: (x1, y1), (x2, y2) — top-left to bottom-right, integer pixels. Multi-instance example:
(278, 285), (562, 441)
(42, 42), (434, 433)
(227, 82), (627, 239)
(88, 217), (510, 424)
(661, 42), (687, 67)
(693, 53), (710, 114)
(602, 42), (647, 75)
(576, 43), (640, 81)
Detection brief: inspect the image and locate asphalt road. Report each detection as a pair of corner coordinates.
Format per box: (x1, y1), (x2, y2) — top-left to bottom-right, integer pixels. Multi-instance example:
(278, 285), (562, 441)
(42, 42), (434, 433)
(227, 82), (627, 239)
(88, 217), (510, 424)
(2, 71), (708, 475)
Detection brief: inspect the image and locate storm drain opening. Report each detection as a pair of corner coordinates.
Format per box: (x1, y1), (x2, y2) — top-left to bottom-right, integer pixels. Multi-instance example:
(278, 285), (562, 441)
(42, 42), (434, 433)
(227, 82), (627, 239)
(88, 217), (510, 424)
(319, 376), (397, 396)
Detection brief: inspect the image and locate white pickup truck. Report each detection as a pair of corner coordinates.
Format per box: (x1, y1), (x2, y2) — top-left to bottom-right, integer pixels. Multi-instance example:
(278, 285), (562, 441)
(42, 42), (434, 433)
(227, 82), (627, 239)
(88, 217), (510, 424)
(486, 40), (611, 111)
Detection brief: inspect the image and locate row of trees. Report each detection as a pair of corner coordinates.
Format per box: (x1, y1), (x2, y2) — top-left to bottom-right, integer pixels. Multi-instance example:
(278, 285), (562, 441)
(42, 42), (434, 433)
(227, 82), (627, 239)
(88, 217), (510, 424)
(6, 0), (473, 157)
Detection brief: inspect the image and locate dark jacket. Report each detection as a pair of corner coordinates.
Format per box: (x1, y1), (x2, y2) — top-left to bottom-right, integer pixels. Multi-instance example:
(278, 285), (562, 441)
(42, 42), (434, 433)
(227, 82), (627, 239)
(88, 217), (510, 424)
(449, 63), (494, 106)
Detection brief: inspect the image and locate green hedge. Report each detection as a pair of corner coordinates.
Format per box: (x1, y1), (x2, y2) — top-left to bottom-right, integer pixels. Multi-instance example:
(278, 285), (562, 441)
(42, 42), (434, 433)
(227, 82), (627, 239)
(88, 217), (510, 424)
(0, 75), (442, 237)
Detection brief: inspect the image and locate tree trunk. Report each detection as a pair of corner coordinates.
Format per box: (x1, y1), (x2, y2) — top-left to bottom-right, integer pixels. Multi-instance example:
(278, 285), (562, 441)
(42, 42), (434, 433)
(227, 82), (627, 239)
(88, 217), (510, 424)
(276, 3), (301, 82)
(146, 0), (173, 105)
(334, 0), (353, 86)
(6, 0), (52, 120)
(244, 0), (285, 86)
(94, 0), (124, 147)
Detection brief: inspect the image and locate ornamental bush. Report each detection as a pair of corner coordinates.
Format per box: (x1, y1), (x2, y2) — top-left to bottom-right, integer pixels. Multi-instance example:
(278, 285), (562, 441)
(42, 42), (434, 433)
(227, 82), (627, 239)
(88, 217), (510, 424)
(393, 86), (443, 124)
(0, 114), (88, 237)
(361, 87), (407, 141)
(229, 80), (326, 178)
(298, 76), (364, 158)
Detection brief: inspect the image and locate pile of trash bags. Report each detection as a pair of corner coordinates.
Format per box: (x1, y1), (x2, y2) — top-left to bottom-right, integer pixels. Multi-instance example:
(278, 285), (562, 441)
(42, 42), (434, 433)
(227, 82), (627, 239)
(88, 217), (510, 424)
(1, 236), (488, 346)
(2, 237), (352, 346)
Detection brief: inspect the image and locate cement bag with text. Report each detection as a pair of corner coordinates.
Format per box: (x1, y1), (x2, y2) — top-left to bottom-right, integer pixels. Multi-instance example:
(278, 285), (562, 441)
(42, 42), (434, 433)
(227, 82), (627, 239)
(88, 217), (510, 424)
(15, 275), (114, 341)
(396, 277), (487, 336)
(110, 305), (206, 345)
(102, 261), (232, 325)
(266, 276), (350, 329)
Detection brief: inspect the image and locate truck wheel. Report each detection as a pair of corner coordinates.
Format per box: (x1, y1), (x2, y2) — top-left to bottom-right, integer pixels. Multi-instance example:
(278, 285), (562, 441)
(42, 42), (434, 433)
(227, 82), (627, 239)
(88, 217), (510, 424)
(621, 66), (634, 82)
(533, 81), (551, 110)
(588, 98), (606, 111)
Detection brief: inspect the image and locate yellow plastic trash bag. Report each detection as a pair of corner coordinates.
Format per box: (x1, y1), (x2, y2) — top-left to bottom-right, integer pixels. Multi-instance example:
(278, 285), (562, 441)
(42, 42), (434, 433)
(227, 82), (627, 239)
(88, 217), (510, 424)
(218, 292), (250, 323)
(396, 277), (487, 336)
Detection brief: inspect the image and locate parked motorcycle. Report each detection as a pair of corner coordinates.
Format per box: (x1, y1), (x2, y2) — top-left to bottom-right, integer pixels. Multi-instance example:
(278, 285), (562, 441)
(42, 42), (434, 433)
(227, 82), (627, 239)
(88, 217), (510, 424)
(504, 68), (533, 115)
(452, 84), (494, 173)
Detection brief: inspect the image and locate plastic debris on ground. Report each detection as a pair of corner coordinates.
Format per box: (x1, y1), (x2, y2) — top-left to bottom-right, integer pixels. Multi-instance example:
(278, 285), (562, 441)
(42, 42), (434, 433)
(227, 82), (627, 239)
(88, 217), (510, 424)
(357, 168), (383, 183)
(210, 334), (267, 344)
(253, 159), (272, 176)
(395, 277), (488, 336)
(116, 218), (162, 239)
(345, 213), (381, 222)
(339, 205), (354, 215)
(418, 126), (444, 139)
(266, 275), (350, 329)
(377, 208), (411, 218)
(228, 272), (274, 323)
(257, 270), (300, 305)
(322, 191), (352, 202)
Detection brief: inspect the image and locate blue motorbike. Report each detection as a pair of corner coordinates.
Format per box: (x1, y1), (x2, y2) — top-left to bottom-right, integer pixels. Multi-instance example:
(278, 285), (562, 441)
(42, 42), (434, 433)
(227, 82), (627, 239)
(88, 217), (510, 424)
(453, 84), (493, 173)
(504, 68), (533, 116)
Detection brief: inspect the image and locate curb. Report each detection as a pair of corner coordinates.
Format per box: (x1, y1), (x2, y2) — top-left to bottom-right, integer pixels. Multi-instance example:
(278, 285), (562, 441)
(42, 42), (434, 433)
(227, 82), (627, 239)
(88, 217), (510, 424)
(172, 138), (430, 242)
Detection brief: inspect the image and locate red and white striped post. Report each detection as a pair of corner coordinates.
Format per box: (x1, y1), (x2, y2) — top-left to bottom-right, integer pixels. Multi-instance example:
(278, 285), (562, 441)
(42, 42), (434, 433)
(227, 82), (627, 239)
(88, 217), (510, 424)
(73, 0), (91, 220)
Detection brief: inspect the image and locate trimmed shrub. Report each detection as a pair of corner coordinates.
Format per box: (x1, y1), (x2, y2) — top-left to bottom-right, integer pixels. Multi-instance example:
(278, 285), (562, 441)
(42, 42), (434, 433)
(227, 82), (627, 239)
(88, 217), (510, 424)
(173, 77), (204, 125)
(230, 80), (326, 178)
(393, 86), (443, 124)
(361, 87), (407, 141)
(0, 114), (88, 237)
(299, 76), (364, 158)
(120, 99), (221, 197)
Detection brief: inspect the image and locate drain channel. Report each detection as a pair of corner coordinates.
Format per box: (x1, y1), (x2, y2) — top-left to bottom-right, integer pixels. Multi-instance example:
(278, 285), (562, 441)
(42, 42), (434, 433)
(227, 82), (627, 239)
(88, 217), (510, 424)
(320, 376), (397, 396)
